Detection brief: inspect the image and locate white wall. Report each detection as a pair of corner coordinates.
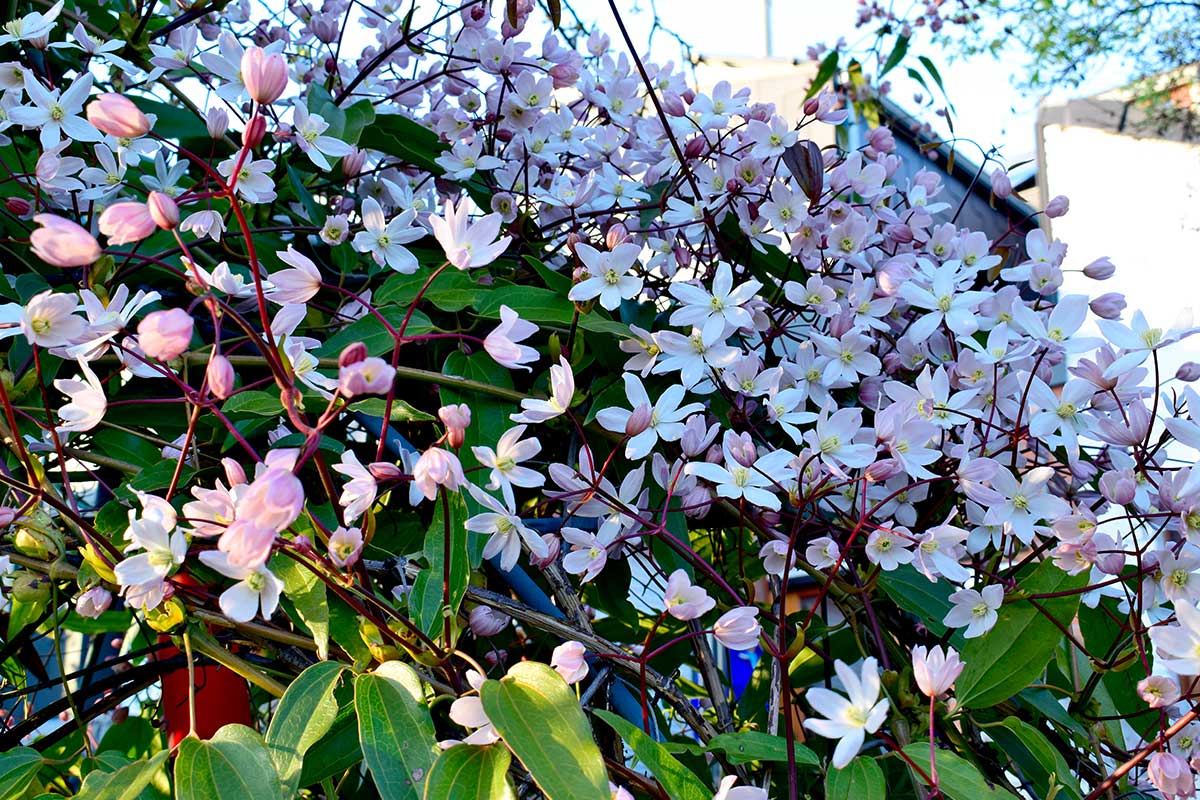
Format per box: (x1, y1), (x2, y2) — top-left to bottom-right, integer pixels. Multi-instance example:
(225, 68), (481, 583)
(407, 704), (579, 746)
(1043, 124), (1200, 388)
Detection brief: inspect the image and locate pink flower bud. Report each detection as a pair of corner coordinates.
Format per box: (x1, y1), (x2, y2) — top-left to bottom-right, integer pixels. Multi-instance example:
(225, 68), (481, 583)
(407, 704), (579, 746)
(625, 403), (652, 437)
(550, 640), (588, 684)
(207, 354), (235, 399)
(75, 586), (113, 618)
(713, 606), (760, 650)
(865, 458), (903, 482)
(1093, 533), (1125, 575)
(884, 223), (914, 244)
(802, 96), (820, 116)
(338, 356), (395, 396)
(137, 308), (193, 361)
(147, 192), (179, 231)
(342, 147), (366, 178)
(412, 447), (465, 500)
(338, 341), (368, 367)
(86, 93), (150, 139)
(912, 644), (964, 698)
(990, 167), (1012, 199)
(659, 90), (685, 116)
(725, 431), (757, 467)
(222, 457), (247, 486)
(529, 533), (560, 569)
(1099, 469), (1136, 505)
(30, 214), (102, 267)
(6, 197), (31, 216)
(1045, 194), (1069, 218)
(858, 376), (884, 408)
(206, 107), (229, 138)
(468, 605), (511, 637)
(368, 461), (404, 482)
(0, 507), (18, 527)
(438, 403), (471, 448)
(241, 46), (289, 105)
(1177, 361), (1200, 382)
(99, 202), (156, 245)
(566, 232), (584, 256)
(867, 126), (895, 153)
(1082, 256), (1115, 280)
(243, 114), (267, 149)
(684, 136), (706, 159)
(1089, 292), (1126, 320)
(606, 223), (629, 249)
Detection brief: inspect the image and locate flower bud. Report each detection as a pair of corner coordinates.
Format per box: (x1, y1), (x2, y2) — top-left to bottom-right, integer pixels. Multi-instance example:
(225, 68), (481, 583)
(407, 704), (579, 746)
(0, 507), (17, 528)
(86, 93), (151, 139)
(1148, 752), (1193, 800)
(30, 214), (102, 267)
(147, 192), (179, 230)
(683, 136), (706, 159)
(338, 356), (395, 396)
(137, 308), (194, 361)
(368, 461), (404, 482)
(1045, 194), (1070, 218)
(99, 202), (156, 246)
(12, 572), (49, 604)
(342, 147), (366, 178)
(625, 403), (652, 437)
(1177, 361), (1200, 382)
(76, 586), (113, 618)
(338, 341), (368, 367)
(884, 223), (914, 244)
(206, 107), (229, 138)
(438, 403), (471, 448)
(241, 46), (289, 105)
(606, 223), (629, 249)
(659, 90), (685, 116)
(865, 458), (903, 482)
(1082, 256), (1115, 280)
(802, 96), (820, 116)
(468, 606), (511, 637)
(207, 353), (235, 399)
(725, 431), (757, 467)
(1089, 292), (1126, 320)
(867, 126), (895, 153)
(529, 533), (560, 569)
(243, 114), (268, 149)
(1093, 533), (1126, 575)
(6, 197), (30, 216)
(222, 457), (247, 486)
(566, 232), (584, 256)
(990, 167), (1012, 199)
(1099, 469), (1136, 506)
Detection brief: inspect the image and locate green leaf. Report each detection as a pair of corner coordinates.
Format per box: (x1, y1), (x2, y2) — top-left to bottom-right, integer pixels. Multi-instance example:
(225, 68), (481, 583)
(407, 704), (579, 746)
(287, 165), (325, 225)
(270, 555), (330, 659)
(174, 725), (284, 800)
(878, 565), (956, 637)
(806, 50), (840, 99)
(986, 717), (1082, 800)
(299, 692), (363, 787)
(350, 397), (435, 422)
(422, 745), (515, 800)
(265, 661), (347, 796)
(705, 730), (820, 766)
(899, 744), (1006, 800)
(409, 489), (469, 637)
(342, 100), (376, 146)
(825, 756), (885, 800)
(880, 34), (909, 76)
(221, 390), (283, 417)
(955, 561), (1088, 708)
(377, 268), (484, 312)
(480, 662), (609, 800)
(76, 750), (169, 800)
(0, 747), (43, 799)
(355, 661), (439, 800)
(474, 285), (576, 325)
(593, 710), (710, 800)
(316, 305), (433, 359)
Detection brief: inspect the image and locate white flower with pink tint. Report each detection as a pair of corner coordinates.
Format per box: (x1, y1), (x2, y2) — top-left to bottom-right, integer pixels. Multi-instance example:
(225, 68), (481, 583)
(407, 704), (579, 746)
(429, 198), (512, 269)
(662, 569), (715, 621)
(550, 640), (588, 684)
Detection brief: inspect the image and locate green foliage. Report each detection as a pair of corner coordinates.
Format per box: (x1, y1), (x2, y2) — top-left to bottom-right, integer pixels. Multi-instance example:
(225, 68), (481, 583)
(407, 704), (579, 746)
(423, 745), (516, 800)
(354, 662), (439, 800)
(173, 726), (284, 800)
(479, 662), (610, 800)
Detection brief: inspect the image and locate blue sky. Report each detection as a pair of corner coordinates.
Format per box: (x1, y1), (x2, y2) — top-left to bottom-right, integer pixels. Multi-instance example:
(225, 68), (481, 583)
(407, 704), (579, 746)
(566, 0), (1132, 164)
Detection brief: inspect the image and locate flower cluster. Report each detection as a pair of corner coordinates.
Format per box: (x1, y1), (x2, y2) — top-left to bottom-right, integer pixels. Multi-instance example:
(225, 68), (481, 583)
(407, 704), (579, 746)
(0, 1), (1197, 798)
